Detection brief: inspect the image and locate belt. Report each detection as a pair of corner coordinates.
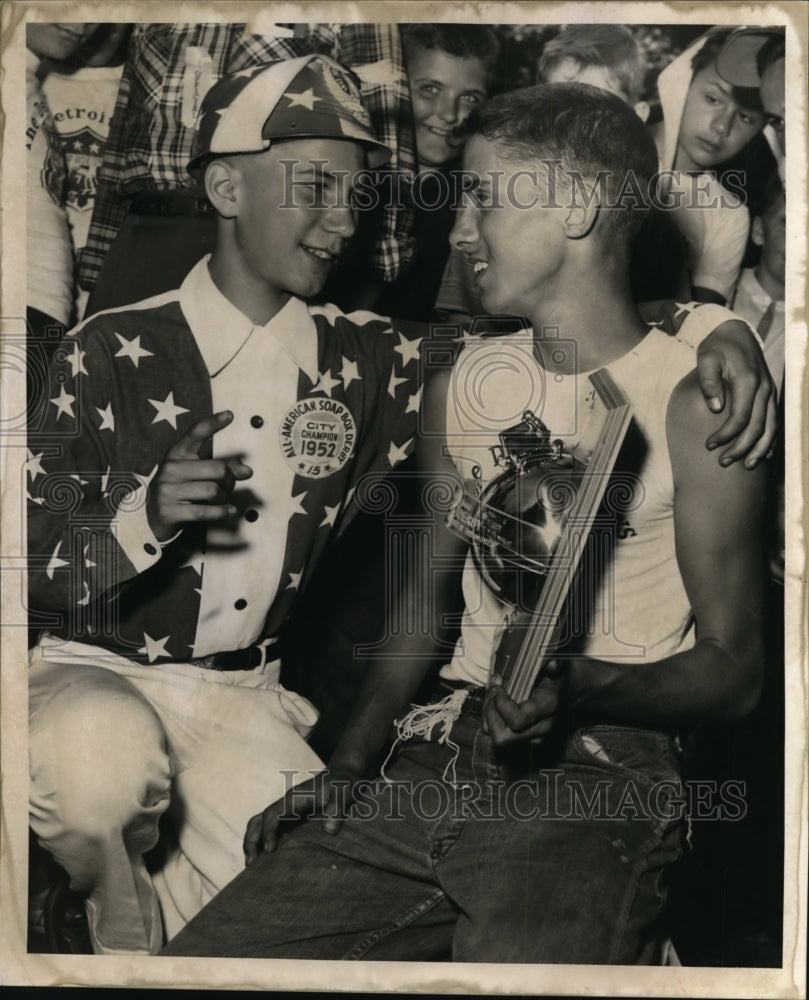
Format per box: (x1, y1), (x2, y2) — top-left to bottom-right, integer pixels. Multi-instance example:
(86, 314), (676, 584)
(128, 190), (216, 217)
(190, 638), (281, 671)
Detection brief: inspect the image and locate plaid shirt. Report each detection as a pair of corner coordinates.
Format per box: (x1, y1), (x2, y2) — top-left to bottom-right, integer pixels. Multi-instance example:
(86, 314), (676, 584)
(78, 22), (416, 290)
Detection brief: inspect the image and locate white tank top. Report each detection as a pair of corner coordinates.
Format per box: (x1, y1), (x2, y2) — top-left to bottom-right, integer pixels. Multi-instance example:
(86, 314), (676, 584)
(441, 326), (698, 687)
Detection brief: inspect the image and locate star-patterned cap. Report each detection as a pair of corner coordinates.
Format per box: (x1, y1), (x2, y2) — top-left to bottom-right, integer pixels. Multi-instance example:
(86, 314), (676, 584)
(716, 26), (785, 87)
(188, 54), (391, 177)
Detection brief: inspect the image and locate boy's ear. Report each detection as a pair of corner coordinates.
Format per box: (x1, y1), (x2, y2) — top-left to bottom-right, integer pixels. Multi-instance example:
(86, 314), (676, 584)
(751, 215), (764, 248)
(563, 184), (599, 240)
(204, 159), (240, 219)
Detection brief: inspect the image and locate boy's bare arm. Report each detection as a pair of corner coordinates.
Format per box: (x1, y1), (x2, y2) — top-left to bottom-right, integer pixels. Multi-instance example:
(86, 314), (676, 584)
(484, 368), (768, 743)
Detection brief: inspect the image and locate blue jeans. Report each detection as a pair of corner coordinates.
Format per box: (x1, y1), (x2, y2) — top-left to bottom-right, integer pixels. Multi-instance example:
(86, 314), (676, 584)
(163, 685), (685, 963)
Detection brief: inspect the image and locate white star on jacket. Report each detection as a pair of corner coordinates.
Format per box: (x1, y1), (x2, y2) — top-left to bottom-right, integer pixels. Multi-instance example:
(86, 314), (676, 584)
(68, 341), (88, 378)
(312, 369), (340, 397)
(288, 492), (308, 518)
(149, 391), (190, 429)
(114, 332), (154, 367)
(388, 438), (413, 466)
(139, 632), (172, 662)
(320, 504), (340, 528)
(405, 386), (423, 415)
(96, 403), (115, 433)
(26, 449), (47, 482)
(394, 333), (422, 367)
(46, 541), (69, 579)
(387, 367), (408, 399)
(49, 385), (76, 421)
(340, 356), (361, 389)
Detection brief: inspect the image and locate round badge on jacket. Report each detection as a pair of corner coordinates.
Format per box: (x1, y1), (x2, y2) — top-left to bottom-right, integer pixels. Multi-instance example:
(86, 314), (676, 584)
(280, 397), (356, 479)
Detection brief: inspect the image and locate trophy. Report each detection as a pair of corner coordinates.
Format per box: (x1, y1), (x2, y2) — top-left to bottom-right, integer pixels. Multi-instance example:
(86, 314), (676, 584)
(447, 368), (633, 702)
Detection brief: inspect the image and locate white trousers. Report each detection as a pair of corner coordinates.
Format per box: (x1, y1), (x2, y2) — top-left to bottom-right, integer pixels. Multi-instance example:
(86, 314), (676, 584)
(28, 635), (324, 955)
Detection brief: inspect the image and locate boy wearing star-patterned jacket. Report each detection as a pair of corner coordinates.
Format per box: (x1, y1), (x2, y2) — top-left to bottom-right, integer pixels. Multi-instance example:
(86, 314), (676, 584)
(27, 54), (420, 956)
(28, 285), (422, 663)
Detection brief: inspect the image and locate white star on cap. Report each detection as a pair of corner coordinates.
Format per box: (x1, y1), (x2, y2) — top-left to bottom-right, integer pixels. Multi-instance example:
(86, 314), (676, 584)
(67, 341), (88, 378)
(149, 392), (190, 430)
(114, 332), (154, 367)
(26, 449), (46, 483)
(46, 541), (69, 580)
(388, 438), (413, 467)
(394, 333), (422, 368)
(285, 87), (320, 111)
(312, 369), (340, 398)
(139, 632), (172, 662)
(49, 385), (76, 422)
(340, 356), (361, 389)
(96, 403), (115, 433)
(320, 504), (340, 528)
(405, 386), (423, 415)
(387, 367), (408, 399)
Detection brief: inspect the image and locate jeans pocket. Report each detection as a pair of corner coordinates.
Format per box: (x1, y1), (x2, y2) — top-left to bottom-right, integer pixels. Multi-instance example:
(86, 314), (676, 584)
(573, 724), (681, 787)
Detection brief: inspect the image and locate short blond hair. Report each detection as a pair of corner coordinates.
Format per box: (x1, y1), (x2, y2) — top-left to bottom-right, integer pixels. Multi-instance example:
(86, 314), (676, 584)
(538, 25), (643, 105)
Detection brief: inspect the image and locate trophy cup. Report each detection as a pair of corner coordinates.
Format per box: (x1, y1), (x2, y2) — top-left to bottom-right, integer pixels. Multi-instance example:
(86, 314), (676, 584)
(447, 368), (633, 703)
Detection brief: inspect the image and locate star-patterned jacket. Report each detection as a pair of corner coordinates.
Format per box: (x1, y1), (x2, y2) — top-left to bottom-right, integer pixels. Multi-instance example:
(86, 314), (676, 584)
(27, 258), (424, 665)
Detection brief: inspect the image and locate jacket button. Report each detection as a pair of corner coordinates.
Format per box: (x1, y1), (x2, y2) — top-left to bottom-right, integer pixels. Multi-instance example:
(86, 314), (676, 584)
(250, 415), (264, 429)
